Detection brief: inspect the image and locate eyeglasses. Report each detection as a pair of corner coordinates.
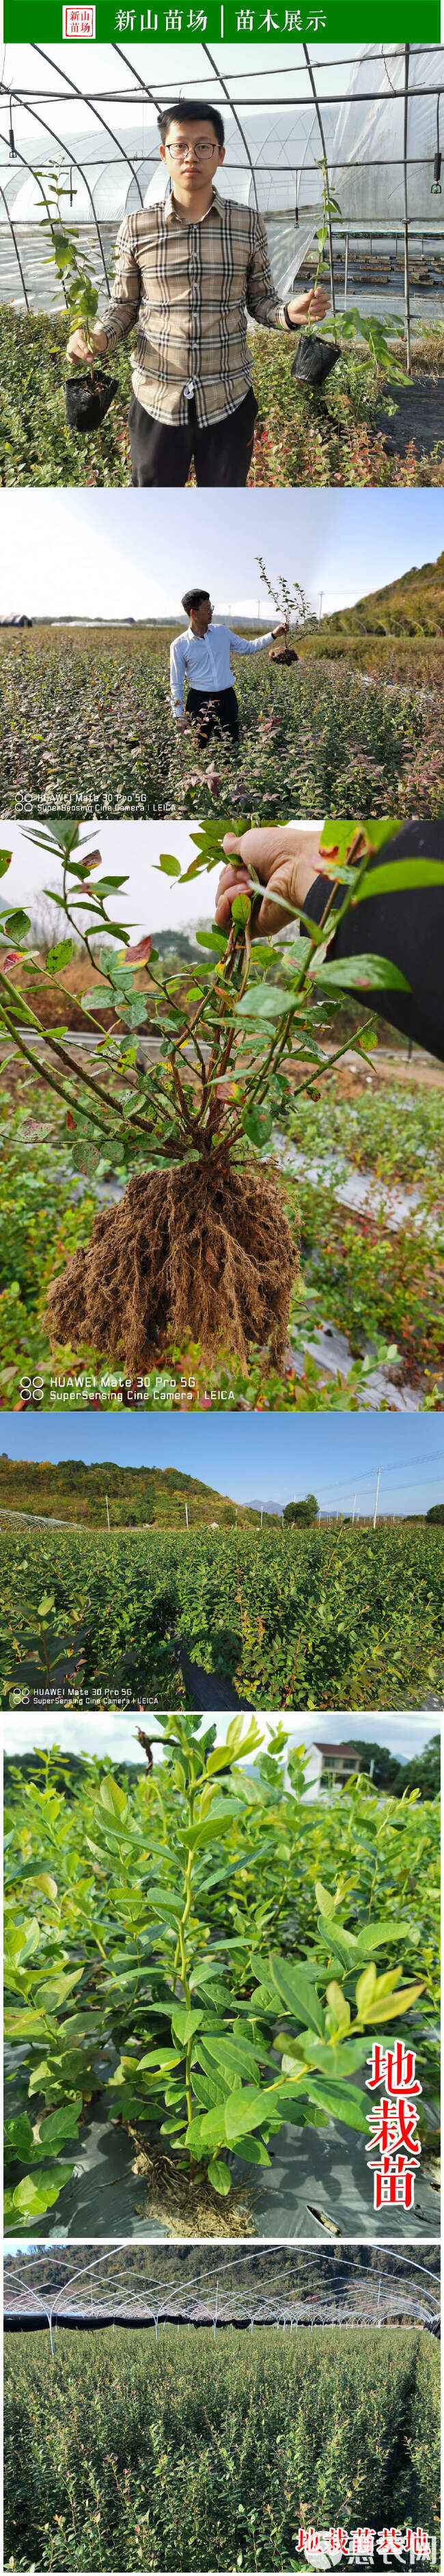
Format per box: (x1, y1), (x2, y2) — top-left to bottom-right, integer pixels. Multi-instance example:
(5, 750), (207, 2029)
(166, 141), (217, 161)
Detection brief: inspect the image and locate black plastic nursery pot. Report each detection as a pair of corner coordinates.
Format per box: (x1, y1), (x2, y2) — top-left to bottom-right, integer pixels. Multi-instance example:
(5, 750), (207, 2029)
(65, 371), (117, 432)
(291, 331), (340, 387)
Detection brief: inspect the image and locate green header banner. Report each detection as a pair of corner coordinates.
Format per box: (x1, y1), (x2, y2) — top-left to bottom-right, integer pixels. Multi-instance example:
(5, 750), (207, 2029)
(3, 1), (441, 36)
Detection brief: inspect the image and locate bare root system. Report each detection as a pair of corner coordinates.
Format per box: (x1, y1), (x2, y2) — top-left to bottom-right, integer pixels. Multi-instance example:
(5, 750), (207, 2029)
(44, 1157), (299, 1371)
(128, 2125), (256, 2238)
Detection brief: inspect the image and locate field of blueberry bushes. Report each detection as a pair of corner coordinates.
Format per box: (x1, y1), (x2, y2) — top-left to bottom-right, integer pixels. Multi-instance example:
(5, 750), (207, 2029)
(1, 624), (443, 820)
(1, 307), (444, 491)
(1, 1515), (443, 1709)
(3, 2325), (440, 2571)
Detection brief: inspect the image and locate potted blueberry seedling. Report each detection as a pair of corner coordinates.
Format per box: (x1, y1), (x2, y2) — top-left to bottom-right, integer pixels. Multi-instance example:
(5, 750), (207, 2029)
(291, 161), (408, 394)
(37, 166), (116, 434)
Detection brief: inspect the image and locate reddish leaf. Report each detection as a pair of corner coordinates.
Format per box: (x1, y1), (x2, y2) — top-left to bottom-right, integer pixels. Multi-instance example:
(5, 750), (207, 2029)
(125, 936), (152, 965)
(79, 848), (102, 875)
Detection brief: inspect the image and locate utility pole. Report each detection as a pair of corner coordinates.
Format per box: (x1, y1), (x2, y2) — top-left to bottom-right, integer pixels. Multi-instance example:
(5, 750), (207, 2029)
(105, 1494), (110, 1530)
(318, 590), (324, 624)
(352, 1494), (357, 1524)
(373, 1468), (380, 1529)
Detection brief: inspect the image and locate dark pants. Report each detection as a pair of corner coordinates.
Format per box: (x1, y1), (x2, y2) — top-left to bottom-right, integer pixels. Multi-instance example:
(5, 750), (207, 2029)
(129, 387), (258, 488)
(185, 686), (239, 747)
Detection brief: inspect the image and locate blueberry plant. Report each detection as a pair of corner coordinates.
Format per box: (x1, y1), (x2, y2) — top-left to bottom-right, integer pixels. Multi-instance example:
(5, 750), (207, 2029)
(306, 161), (408, 382)
(3, 1722), (430, 2226)
(1, 813), (438, 1372)
(36, 168), (102, 374)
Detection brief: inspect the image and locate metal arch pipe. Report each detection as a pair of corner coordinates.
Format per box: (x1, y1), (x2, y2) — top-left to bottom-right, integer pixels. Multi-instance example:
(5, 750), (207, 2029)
(0, 139), (72, 303)
(203, 45), (259, 215)
(0, 84), (111, 289)
(302, 44), (336, 318)
(403, 44), (412, 374)
(33, 44), (144, 211)
(111, 45), (163, 115)
(0, 173), (30, 309)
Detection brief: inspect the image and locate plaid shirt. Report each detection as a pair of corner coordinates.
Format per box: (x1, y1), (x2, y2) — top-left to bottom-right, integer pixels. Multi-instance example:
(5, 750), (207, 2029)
(101, 188), (288, 427)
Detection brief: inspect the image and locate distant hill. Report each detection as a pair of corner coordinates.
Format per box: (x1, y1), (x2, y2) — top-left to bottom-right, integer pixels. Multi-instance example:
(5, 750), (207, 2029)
(323, 548), (444, 639)
(0, 1456), (278, 1531)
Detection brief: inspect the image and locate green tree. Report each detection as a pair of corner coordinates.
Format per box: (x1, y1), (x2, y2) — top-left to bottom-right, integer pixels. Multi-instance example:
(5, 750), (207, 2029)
(283, 1494), (319, 1526)
(426, 1504), (444, 1524)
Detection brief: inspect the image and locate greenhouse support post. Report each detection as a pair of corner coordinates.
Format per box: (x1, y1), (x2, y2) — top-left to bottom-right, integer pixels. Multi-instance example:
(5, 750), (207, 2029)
(0, 174), (30, 309)
(404, 44), (412, 374)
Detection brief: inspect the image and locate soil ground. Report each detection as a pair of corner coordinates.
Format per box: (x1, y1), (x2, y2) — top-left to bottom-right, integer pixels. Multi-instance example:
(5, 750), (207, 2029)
(377, 374), (444, 459)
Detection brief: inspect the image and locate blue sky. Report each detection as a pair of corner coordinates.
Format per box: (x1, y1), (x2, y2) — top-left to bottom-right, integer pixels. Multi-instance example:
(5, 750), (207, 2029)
(3, 1709), (435, 1763)
(2, 489), (444, 624)
(2, 1416), (443, 1513)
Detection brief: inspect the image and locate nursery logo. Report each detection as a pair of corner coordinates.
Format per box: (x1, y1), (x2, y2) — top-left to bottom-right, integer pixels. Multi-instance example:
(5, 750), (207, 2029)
(63, 4), (96, 28)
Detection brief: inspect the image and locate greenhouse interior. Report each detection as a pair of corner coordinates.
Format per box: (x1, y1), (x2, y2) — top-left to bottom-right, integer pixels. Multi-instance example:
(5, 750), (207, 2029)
(1, 40), (444, 350)
(3, 2244), (441, 2342)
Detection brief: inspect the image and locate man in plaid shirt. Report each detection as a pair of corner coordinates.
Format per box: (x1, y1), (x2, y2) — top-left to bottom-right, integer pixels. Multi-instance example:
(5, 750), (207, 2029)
(66, 97), (330, 486)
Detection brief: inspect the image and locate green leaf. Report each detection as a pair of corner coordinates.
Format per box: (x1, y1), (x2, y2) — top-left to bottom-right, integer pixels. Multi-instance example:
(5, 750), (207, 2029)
(313, 953), (410, 993)
(0, 852), (12, 876)
(314, 1881), (335, 1917)
(33, 1971), (82, 2011)
(232, 2134), (272, 2166)
(9, 2168), (73, 2217)
(199, 2034), (261, 2084)
(358, 1980), (425, 2023)
(207, 2158), (232, 2196)
(306, 2080), (369, 2133)
(38, 2097), (83, 2148)
(170, 2006), (204, 2044)
(98, 1777), (127, 1820)
(235, 987), (286, 1022)
(157, 854), (182, 878)
(231, 895), (251, 925)
(242, 1107), (273, 1149)
(45, 939), (74, 975)
(353, 860), (444, 902)
(3, 910), (31, 940)
(223, 2086), (279, 2144)
(355, 1964), (377, 2013)
(268, 1954), (325, 2036)
(184, 2108), (225, 2156)
(354, 1920), (400, 1955)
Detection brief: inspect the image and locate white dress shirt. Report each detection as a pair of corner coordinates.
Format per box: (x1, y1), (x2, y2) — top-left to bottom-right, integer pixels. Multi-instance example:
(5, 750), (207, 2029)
(170, 621), (273, 718)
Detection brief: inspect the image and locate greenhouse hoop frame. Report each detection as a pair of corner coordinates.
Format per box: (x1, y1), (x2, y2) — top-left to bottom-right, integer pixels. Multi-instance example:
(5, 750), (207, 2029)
(1, 42), (444, 363)
(3, 2241), (441, 2357)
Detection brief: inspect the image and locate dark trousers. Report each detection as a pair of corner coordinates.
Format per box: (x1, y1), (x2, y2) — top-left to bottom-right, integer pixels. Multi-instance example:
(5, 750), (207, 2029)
(129, 387), (258, 488)
(185, 686), (239, 747)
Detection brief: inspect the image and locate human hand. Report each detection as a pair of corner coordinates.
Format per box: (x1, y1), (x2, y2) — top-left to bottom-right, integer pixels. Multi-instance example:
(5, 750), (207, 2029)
(66, 326), (108, 362)
(286, 287), (330, 326)
(215, 826), (327, 938)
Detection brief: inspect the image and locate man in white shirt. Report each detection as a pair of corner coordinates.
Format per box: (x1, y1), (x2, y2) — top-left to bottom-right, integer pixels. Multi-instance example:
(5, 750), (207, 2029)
(170, 586), (287, 744)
